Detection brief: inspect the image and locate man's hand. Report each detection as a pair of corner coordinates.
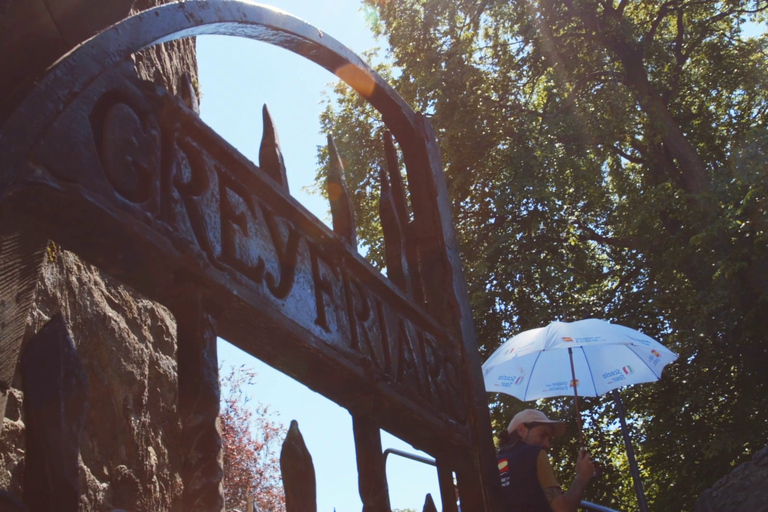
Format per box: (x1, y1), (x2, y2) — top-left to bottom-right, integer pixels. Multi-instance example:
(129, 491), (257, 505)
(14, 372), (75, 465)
(549, 450), (595, 512)
(575, 449), (596, 483)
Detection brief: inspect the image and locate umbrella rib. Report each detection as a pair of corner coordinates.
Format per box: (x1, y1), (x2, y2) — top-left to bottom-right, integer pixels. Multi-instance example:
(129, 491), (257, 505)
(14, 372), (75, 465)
(627, 344), (663, 378)
(523, 351), (543, 401)
(580, 346), (599, 395)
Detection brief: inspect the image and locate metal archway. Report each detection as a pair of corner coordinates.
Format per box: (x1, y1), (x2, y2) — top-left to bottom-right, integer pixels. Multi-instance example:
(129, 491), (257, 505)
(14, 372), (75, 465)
(0, 2), (499, 510)
(0, 1), (421, 174)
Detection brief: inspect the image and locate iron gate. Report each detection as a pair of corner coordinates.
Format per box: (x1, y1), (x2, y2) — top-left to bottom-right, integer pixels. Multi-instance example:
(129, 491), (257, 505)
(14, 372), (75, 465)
(0, 2), (500, 510)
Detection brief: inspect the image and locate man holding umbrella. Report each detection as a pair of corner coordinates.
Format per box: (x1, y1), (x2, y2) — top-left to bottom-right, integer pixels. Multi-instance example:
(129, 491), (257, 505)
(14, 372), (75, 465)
(496, 409), (595, 512)
(485, 318), (679, 511)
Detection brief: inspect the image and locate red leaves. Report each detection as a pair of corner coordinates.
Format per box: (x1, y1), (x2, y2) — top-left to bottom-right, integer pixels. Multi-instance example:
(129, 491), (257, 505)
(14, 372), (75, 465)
(220, 365), (286, 511)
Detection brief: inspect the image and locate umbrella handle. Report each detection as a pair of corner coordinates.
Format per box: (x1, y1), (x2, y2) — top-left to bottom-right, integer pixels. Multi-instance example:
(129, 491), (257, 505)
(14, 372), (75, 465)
(568, 348), (586, 448)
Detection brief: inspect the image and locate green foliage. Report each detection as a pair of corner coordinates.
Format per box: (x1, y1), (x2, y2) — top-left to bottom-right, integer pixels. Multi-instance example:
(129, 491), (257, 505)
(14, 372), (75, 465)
(318, 1), (768, 510)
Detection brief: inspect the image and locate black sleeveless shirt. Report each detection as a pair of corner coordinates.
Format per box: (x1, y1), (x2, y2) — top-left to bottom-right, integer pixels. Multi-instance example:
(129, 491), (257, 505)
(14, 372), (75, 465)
(496, 442), (553, 512)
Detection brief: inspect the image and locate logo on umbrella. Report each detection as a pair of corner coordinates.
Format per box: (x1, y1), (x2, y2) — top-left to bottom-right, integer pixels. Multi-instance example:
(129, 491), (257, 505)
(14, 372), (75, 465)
(603, 368), (627, 383)
(651, 349), (660, 357)
(570, 379), (579, 388)
(496, 368), (526, 388)
(562, 337), (574, 342)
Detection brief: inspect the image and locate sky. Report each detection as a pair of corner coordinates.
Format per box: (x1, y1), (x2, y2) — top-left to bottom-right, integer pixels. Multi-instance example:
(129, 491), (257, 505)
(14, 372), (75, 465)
(195, 2), (445, 511)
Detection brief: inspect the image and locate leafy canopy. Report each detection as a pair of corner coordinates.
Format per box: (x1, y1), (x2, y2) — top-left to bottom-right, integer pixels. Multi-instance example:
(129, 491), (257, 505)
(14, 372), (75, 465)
(317, 1), (768, 510)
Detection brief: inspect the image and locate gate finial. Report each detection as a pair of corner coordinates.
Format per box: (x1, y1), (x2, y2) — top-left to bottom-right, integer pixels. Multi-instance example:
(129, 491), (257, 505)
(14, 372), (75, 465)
(379, 163), (409, 292)
(326, 134), (357, 246)
(382, 131), (408, 230)
(383, 131), (424, 301)
(422, 493), (438, 512)
(280, 420), (317, 512)
(259, 104), (289, 191)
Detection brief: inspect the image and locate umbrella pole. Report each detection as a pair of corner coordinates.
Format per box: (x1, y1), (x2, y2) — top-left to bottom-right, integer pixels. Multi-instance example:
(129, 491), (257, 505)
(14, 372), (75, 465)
(567, 348), (585, 448)
(612, 390), (649, 512)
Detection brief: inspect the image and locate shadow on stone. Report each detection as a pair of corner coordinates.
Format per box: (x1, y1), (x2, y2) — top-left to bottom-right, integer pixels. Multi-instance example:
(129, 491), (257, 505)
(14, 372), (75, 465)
(20, 313), (87, 512)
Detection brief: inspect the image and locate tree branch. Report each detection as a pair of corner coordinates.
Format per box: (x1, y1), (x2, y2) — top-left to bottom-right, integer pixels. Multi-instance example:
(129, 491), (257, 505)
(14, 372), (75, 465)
(617, 0), (630, 15)
(608, 143), (645, 164)
(644, 0), (678, 46)
(575, 221), (637, 250)
(542, 71), (623, 119)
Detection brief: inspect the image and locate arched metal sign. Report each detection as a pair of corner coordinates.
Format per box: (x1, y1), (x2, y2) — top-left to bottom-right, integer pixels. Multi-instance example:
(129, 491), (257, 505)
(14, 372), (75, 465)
(0, 2), (499, 510)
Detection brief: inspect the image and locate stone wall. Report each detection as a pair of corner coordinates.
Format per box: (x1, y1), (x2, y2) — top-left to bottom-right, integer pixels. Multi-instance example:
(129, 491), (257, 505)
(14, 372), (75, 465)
(0, 0), (197, 510)
(695, 446), (768, 512)
(1, 251), (183, 511)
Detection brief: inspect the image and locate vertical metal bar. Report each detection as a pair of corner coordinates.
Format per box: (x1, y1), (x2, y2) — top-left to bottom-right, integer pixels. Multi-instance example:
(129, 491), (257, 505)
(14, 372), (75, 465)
(612, 390), (650, 512)
(174, 293), (224, 512)
(353, 414), (391, 512)
(382, 131), (409, 233)
(437, 462), (459, 512)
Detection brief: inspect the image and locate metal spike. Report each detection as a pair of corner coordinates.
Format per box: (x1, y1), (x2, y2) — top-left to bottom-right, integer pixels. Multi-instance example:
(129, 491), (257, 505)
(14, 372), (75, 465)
(383, 132), (424, 303)
(383, 131), (409, 228)
(281, 420), (317, 511)
(180, 72), (199, 114)
(259, 104), (289, 192)
(326, 134), (357, 246)
(379, 164), (409, 292)
(422, 493), (439, 512)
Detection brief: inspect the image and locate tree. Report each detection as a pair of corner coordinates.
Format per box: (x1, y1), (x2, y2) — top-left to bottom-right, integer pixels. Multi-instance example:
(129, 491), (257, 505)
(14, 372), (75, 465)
(220, 365), (286, 511)
(317, 1), (768, 510)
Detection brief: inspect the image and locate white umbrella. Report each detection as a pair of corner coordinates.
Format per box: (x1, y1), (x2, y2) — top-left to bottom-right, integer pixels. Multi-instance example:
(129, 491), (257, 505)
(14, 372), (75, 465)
(483, 318), (678, 401)
(482, 318), (678, 512)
